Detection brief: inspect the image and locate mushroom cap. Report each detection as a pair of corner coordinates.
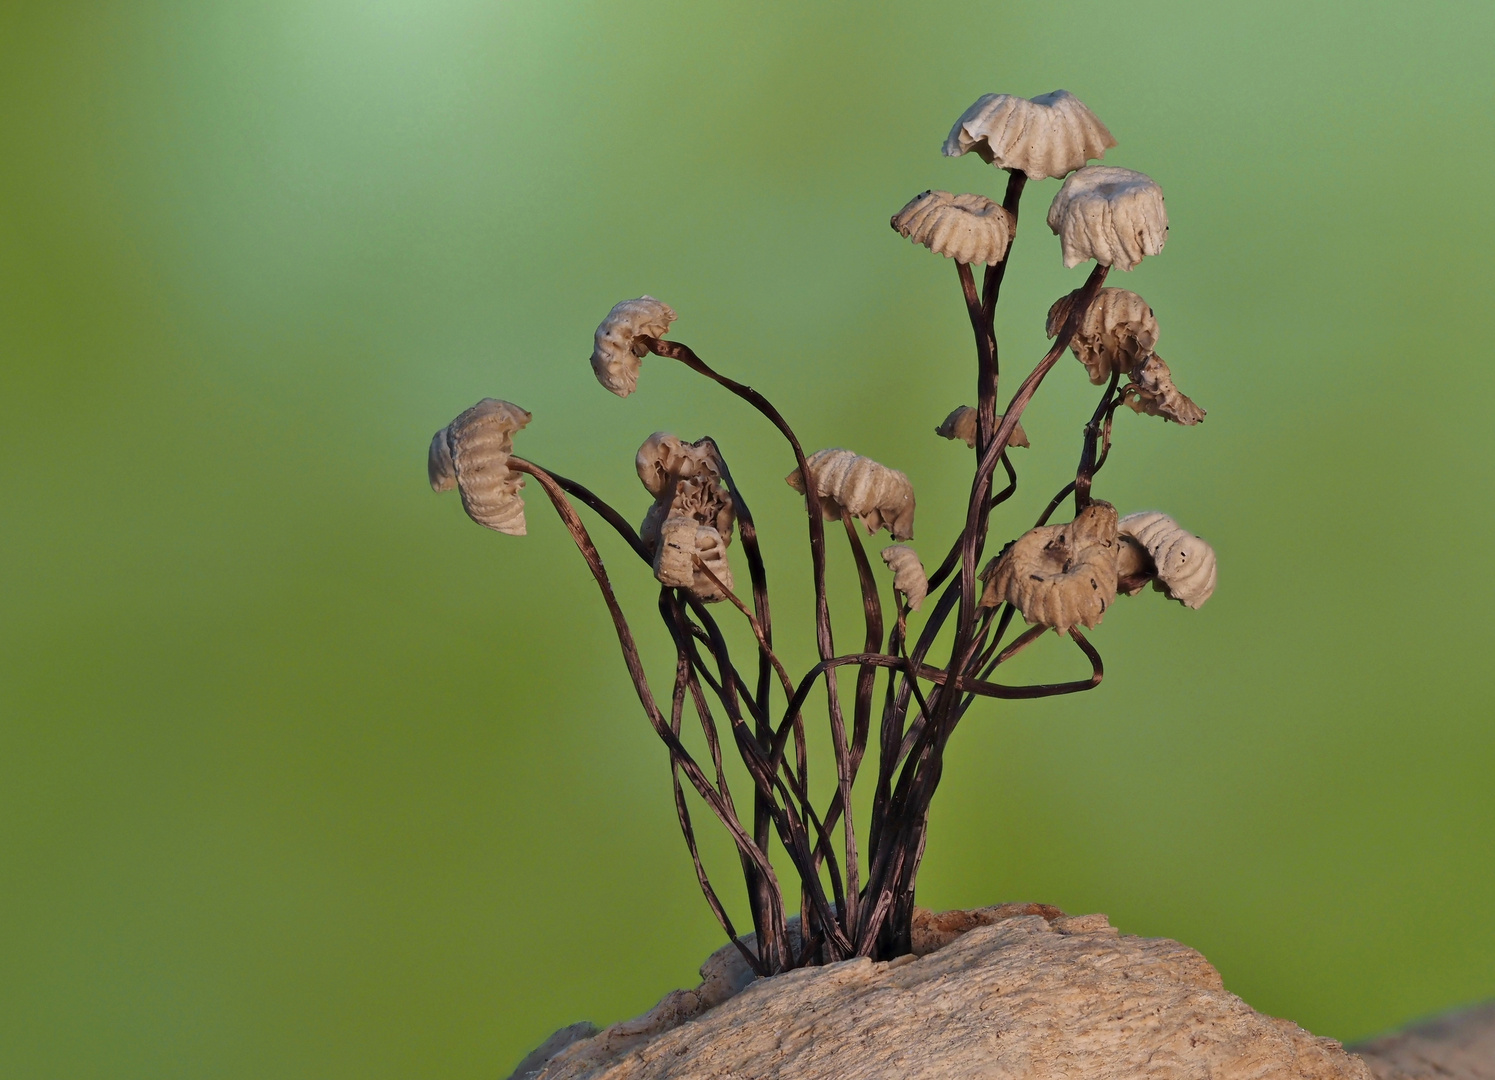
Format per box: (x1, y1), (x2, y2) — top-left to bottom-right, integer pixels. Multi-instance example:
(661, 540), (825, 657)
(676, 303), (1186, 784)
(431, 398), (532, 536)
(650, 517), (734, 601)
(891, 191), (1013, 266)
(943, 90), (1116, 180)
(636, 432), (721, 497)
(786, 448), (916, 541)
(591, 296), (676, 397)
(1046, 167), (1167, 271)
(980, 501), (1120, 633)
(935, 406), (1029, 450)
(1046, 288), (1160, 385)
(1118, 511), (1217, 608)
(880, 544), (929, 611)
(1125, 353), (1205, 425)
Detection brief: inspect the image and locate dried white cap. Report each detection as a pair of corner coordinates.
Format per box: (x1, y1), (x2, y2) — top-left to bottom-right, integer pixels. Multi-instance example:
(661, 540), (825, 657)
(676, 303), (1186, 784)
(636, 432), (722, 498)
(1118, 511), (1217, 608)
(880, 545), (929, 610)
(979, 501), (1120, 633)
(786, 448), (916, 541)
(935, 406), (1029, 450)
(943, 91), (1116, 180)
(1126, 354), (1205, 425)
(1046, 167), (1167, 271)
(591, 296), (676, 397)
(1046, 288), (1159, 385)
(637, 433), (736, 602)
(429, 398), (532, 536)
(891, 191), (1013, 266)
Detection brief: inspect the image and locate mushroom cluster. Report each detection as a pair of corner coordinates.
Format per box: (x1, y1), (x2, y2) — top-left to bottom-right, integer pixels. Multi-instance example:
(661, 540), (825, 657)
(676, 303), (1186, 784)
(637, 432), (736, 602)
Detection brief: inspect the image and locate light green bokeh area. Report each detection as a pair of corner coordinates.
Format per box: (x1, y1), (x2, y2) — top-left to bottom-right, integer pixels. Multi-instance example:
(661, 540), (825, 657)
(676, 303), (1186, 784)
(2, 0), (1493, 1074)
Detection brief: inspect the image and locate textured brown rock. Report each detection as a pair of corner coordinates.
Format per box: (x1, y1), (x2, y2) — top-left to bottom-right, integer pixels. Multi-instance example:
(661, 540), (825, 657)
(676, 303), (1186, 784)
(1352, 1000), (1495, 1080)
(511, 907), (1373, 1080)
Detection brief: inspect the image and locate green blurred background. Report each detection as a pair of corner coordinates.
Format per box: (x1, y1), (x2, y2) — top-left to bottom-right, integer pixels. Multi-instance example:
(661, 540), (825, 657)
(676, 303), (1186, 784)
(3, 0), (1493, 1075)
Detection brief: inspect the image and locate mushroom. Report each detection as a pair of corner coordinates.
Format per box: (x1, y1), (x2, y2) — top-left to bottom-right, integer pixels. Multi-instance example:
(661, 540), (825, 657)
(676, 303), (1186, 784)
(880, 545), (929, 611)
(1046, 288), (1160, 385)
(591, 296), (676, 397)
(637, 433), (736, 602)
(1046, 166), (1167, 271)
(428, 398), (532, 536)
(786, 448), (916, 541)
(935, 406), (1029, 450)
(1125, 353), (1205, 425)
(979, 501), (1120, 633)
(943, 90), (1116, 180)
(890, 190), (1013, 266)
(1118, 511), (1217, 608)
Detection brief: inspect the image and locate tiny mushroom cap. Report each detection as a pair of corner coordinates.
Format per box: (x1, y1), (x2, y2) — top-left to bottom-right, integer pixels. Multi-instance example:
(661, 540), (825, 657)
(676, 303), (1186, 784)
(591, 296), (676, 397)
(1046, 288), (1160, 385)
(891, 191), (1013, 266)
(787, 448), (916, 541)
(880, 544), (929, 611)
(429, 398), (532, 536)
(1118, 511), (1217, 608)
(943, 91), (1116, 180)
(636, 431), (720, 497)
(1126, 353), (1205, 425)
(1046, 166), (1168, 271)
(935, 406), (1029, 450)
(979, 500), (1120, 634)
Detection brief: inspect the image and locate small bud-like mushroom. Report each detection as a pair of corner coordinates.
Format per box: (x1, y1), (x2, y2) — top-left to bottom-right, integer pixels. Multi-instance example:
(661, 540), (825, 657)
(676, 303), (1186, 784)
(1118, 511), (1217, 608)
(429, 398), (532, 536)
(935, 406), (1030, 450)
(943, 91), (1116, 180)
(786, 448), (916, 541)
(1046, 167), (1167, 271)
(1046, 288), (1160, 385)
(637, 433), (736, 601)
(979, 501), (1120, 633)
(880, 545), (928, 611)
(891, 191), (1013, 266)
(1125, 353), (1205, 425)
(591, 296), (676, 397)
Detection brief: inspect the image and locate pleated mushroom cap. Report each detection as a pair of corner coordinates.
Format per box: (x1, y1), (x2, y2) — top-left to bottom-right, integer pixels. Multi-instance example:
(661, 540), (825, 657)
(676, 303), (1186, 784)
(979, 501), (1120, 633)
(1047, 288), (1160, 385)
(1118, 511), (1217, 608)
(943, 90), (1116, 180)
(591, 296), (676, 397)
(1126, 354), (1205, 425)
(935, 406), (1029, 449)
(786, 448), (916, 541)
(429, 398), (532, 536)
(637, 432), (736, 602)
(891, 191), (1013, 266)
(880, 545), (929, 611)
(1046, 167), (1168, 271)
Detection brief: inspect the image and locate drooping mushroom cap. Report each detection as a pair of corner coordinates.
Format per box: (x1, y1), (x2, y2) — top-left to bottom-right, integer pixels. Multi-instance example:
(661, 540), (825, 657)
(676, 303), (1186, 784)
(1046, 167), (1168, 271)
(429, 398), (532, 536)
(786, 448), (916, 541)
(880, 544), (929, 611)
(943, 91), (1116, 180)
(591, 296), (676, 397)
(1046, 288), (1160, 385)
(979, 501), (1120, 633)
(935, 406), (1029, 450)
(1118, 511), (1217, 608)
(636, 432), (721, 498)
(1125, 353), (1205, 425)
(891, 191), (1013, 266)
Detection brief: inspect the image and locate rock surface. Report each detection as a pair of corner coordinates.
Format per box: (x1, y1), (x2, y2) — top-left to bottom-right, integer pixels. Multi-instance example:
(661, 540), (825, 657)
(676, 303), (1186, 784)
(509, 905), (1375, 1080)
(1352, 1000), (1495, 1080)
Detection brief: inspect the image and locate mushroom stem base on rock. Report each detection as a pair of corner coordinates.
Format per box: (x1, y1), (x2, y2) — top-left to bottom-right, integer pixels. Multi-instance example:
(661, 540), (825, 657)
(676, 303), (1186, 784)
(509, 905), (1379, 1080)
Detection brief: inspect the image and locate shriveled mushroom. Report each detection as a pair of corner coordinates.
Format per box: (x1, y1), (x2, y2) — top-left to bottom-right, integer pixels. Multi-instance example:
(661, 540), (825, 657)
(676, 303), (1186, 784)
(979, 501), (1120, 633)
(1125, 353), (1205, 425)
(891, 191), (1013, 266)
(880, 545), (928, 611)
(591, 296), (676, 397)
(637, 433), (736, 602)
(943, 90), (1115, 180)
(786, 448), (916, 541)
(1046, 167), (1167, 271)
(428, 398), (532, 536)
(636, 432), (721, 498)
(1118, 511), (1216, 608)
(935, 406), (1029, 450)
(1046, 288), (1159, 385)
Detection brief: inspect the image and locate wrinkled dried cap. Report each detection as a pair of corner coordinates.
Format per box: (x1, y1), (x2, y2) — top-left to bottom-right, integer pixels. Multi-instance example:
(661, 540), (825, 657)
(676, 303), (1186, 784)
(636, 432), (721, 497)
(1046, 288), (1159, 385)
(943, 91), (1116, 180)
(591, 296), (676, 397)
(1046, 167), (1167, 271)
(980, 501), (1119, 633)
(1126, 354), (1205, 425)
(1118, 511), (1217, 609)
(880, 545), (929, 611)
(428, 398), (532, 536)
(638, 433), (735, 602)
(891, 191), (1013, 266)
(935, 406), (1029, 450)
(786, 448), (916, 541)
